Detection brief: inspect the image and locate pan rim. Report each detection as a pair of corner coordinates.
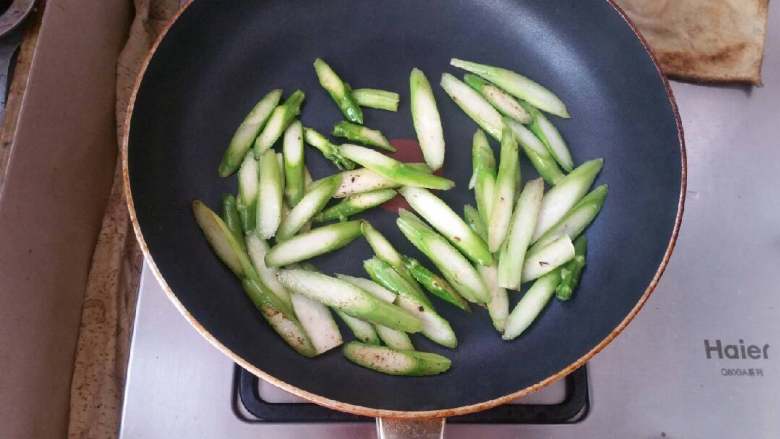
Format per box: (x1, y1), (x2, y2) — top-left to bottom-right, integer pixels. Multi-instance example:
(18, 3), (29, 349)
(121, 0), (687, 419)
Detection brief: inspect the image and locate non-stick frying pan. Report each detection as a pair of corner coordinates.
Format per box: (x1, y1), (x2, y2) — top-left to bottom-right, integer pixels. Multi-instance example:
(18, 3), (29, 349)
(123, 0), (685, 435)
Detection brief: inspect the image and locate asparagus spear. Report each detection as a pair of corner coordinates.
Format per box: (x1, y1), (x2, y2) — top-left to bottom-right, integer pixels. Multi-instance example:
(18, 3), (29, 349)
(221, 194), (246, 250)
(522, 235), (575, 283)
(256, 149), (284, 239)
(283, 120), (305, 206)
(340, 144), (455, 190)
(218, 89), (282, 177)
(497, 178), (545, 289)
(276, 175), (342, 240)
(375, 325), (414, 350)
(400, 186), (493, 265)
(480, 264), (508, 332)
(290, 292), (343, 354)
(402, 256), (470, 311)
(333, 164), (431, 198)
(503, 270), (562, 340)
(463, 204), (488, 241)
(343, 342), (451, 376)
(471, 130), (497, 223)
(276, 269), (422, 332)
(532, 159), (603, 242)
(336, 274), (397, 303)
(532, 185), (607, 251)
(237, 154), (260, 232)
(556, 236), (587, 301)
(336, 311), (381, 345)
(521, 101), (574, 171)
(488, 125), (521, 252)
(463, 74), (531, 124)
(440, 72), (503, 141)
(506, 119), (564, 185)
(352, 88), (399, 112)
(265, 221), (363, 267)
(397, 209), (489, 304)
(410, 68), (445, 171)
(303, 127), (355, 170)
(313, 58), (363, 124)
(192, 200), (250, 277)
(253, 90), (305, 156)
(245, 234), (292, 308)
(363, 257), (432, 309)
(314, 189), (396, 223)
(360, 221), (426, 298)
(450, 58), (570, 118)
(332, 121), (395, 152)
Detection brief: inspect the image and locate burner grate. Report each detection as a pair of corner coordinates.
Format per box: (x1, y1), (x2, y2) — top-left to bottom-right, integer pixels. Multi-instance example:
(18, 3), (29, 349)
(233, 365), (589, 424)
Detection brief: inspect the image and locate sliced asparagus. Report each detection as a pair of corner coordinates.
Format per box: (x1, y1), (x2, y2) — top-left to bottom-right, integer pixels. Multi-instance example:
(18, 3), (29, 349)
(253, 90), (305, 156)
(277, 269), (422, 332)
(343, 341), (451, 376)
(440, 72), (503, 141)
(463, 204), (487, 241)
(480, 264), (508, 332)
(503, 270), (562, 340)
(313, 58), (363, 124)
(400, 186), (493, 265)
(463, 74), (531, 124)
(364, 257), (456, 348)
(314, 189), (396, 223)
(237, 154), (260, 232)
(283, 120), (305, 206)
(340, 144), (454, 190)
(471, 129), (497, 222)
(239, 277), (296, 325)
(375, 325), (414, 350)
(532, 184), (607, 251)
(192, 200), (249, 277)
(336, 274), (397, 303)
(336, 311), (381, 345)
(332, 121), (395, 152)
(410, 68), (445, 171)
(488, 125), (520, 252)
(333, 164), (430, 198)
(265, 221), (363, 267)
(532, 159), (603, 242)
(290, 293), (343, 354)
(522, 102), (574, 171)
(277, 175), (342, 240)
(403, 256), (470, 311)
(497, 178), (544, 289)
(360, 221), (426, 297)
(450, 58), (570, 118)
(245, 234), (292, 308)
(303, 127), (355, 170)
(506, 119), (564, 185)
(218, 89), (282, 177)
(352, 88), (399, 112)
(556, 235), (587, 301)
(258, 302), (317, 357)
(221, 194), (246, 250)
(256, 149), (284, 239)
(397, 209), (489, 304)
(522, 235), (575, 283)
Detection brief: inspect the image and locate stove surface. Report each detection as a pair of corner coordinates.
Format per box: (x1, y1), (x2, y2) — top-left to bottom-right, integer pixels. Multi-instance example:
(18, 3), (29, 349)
(120, 7), (780, 438)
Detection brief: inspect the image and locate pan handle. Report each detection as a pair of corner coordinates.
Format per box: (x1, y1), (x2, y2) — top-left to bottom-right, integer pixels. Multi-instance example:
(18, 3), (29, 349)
(376, 417), (446, 439)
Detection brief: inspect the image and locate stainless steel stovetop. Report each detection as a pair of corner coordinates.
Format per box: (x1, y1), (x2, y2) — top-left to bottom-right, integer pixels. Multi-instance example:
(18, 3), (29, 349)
(120, 7), (780, 438)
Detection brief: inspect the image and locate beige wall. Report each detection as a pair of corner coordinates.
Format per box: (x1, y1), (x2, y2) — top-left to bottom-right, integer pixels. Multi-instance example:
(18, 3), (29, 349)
(0, 1), (131, 438)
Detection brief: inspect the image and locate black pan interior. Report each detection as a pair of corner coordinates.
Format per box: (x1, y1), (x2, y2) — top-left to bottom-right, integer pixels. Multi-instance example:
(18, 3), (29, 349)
(128, 0), (682, 412)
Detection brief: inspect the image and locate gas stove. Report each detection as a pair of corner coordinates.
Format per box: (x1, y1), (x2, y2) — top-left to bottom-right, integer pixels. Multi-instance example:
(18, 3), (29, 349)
(120, 8), (780, 438)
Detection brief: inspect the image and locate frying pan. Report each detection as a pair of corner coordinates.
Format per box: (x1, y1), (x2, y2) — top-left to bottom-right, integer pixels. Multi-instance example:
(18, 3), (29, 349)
(123, 0), (685, 436)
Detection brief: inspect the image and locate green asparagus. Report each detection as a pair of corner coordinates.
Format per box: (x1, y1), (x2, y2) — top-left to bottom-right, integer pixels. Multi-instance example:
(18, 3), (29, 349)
(343, 342), (451, 376)
(253, 90), (305, 156)
(257, 300), (317, 357)
(522, 235), (575, 283)
(283, 120), (305, 206)
(410, 68), (445, 171)
(363, 257), (431, 309)
(480, 264), (508, 333)
(290, 292), (343, 354)
(471, 129), (497, 223)
(555, 236), (587, 301)
(303, 127), (355, 170)
(237, 154), (260, 231)
(463, 204), (488, 241)
(340, 144), (454, 190)
(352, 88), (399, 112)
(333, 164), (431, 198)
(314, 189), (396, 223)
(336, 274), (397, 303)
(360, 221), (427, 298)
(503, 270), (562, 340)
(463, 74), (531, 124)
(218, 89), (282, 177)
(265, 221), (363, 267)
(440, 72), (503, 141)
(532, 185), (607, 251)
(221, 194), (246, 250)
(497, 178), (544, 289)
(245, 234), (292, 309)
(488, 125), (520, 252)
(506, 119), (564, 185)
(337, 311), (381, 345)
(332, 121), (395, 152)
(374, 325), (414, 350)
(313, 58), (363, 124)
(521, 102), (573, 171)
(276, 175), (342, 240)
(256, 149), (284, 239)
(402, 256), (470, 311)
